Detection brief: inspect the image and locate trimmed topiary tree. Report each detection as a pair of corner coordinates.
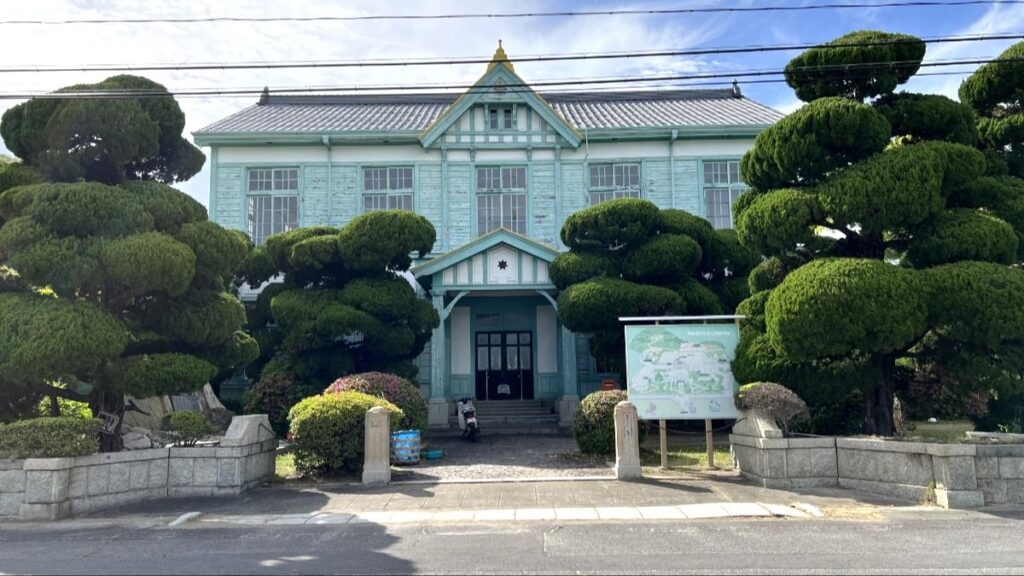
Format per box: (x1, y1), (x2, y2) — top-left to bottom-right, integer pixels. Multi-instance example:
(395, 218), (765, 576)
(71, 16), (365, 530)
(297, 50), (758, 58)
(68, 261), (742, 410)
(240, 211), (439, 417)
(733, 31), (1024, 436)
(572, 390), (648, 455)
(959, 41), (1024, 177)
(735, 382), (810, 434)
(0, 179), (257, 449)
(288, 391), (404, 475)
(325, 372), (428, 432)
(554, 199), (757, 376)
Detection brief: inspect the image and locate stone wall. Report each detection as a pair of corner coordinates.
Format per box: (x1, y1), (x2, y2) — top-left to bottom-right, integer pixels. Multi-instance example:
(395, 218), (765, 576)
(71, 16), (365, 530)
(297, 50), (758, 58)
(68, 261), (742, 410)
(0, 415), (276, 521)
(730, 409), (1024, 509)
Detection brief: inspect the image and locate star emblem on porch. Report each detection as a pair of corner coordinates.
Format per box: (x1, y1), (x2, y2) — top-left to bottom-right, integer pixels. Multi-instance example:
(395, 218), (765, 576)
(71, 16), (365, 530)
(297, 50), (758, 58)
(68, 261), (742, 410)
(498, 259), (508, 270)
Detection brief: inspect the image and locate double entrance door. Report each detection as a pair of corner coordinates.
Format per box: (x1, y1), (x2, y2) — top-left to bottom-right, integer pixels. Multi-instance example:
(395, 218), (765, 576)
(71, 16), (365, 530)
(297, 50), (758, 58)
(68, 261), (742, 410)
(475, 331), (534, 400)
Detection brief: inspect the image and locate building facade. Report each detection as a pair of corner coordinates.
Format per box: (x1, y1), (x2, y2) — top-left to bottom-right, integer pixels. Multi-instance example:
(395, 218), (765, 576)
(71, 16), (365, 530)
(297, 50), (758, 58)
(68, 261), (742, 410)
(194, 44), (783, 427)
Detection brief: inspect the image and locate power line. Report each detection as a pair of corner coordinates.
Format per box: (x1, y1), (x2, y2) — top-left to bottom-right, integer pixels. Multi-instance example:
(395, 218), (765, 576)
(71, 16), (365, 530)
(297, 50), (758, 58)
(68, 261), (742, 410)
(1, 32), (1021, 74)
(0, 1), (1019, 25)
(0, 54), (1014, 101)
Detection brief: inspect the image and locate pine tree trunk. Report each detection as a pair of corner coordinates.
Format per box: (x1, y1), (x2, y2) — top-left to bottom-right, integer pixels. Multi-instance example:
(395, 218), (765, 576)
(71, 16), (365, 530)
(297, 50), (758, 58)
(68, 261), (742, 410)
(91, 389), (125, 452)
(864, 355), (896, 436)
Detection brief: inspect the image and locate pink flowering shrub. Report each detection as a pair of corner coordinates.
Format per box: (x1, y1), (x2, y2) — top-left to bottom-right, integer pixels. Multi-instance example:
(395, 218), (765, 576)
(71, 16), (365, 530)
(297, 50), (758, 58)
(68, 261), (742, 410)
(325, 372), (427, 431)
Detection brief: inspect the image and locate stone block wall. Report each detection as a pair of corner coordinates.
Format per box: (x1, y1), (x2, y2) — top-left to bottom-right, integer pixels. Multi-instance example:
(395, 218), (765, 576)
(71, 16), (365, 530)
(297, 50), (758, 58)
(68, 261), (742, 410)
(730, 409), (1023, 509)
(0, 415), (276, 521)
(975, 444), (1024, 506)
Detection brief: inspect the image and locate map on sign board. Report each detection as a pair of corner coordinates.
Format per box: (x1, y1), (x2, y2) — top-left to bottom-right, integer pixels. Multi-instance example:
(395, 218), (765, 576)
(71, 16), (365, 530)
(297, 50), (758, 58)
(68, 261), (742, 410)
(623, 323), (740, 420)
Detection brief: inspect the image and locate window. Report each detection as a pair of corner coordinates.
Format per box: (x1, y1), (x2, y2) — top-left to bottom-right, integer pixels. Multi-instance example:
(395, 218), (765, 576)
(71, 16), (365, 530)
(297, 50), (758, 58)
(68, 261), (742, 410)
(247, 168), (299, 246)
(589, 163), (640, 205)
(477, 167), (527, 235)
(703, 160), (747, 229)
(488, 106), (513, 130)
(363, 167), (414, 212)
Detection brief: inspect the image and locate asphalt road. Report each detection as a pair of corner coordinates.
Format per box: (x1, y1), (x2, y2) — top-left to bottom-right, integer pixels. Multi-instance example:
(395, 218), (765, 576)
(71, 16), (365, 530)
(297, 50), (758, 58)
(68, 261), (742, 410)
(2, 514), (1023, 575)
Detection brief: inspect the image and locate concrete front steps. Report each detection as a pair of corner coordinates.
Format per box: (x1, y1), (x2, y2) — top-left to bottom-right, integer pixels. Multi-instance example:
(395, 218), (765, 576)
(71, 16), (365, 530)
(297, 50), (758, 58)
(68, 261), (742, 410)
(435, 400), (565, 436)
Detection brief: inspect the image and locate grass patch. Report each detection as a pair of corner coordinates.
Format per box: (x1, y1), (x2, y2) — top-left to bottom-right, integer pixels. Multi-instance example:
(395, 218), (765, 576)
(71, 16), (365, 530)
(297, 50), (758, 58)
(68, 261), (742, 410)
(275, 452), (297, 481)
(905, 420), (974, 443)
(640, 444), (733, 470)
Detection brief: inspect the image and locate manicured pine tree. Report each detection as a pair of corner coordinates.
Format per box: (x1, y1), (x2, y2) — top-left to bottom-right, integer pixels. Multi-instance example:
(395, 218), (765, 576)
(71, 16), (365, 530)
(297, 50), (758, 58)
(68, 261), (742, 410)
(733, 31), (1024, 435)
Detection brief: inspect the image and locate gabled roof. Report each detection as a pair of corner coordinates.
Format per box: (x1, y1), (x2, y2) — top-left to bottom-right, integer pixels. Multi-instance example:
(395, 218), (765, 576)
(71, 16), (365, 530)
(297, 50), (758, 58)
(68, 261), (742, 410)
(411, 227), (560, 279)
(417, 42), (581, 148)
(194, 90), (783, 143)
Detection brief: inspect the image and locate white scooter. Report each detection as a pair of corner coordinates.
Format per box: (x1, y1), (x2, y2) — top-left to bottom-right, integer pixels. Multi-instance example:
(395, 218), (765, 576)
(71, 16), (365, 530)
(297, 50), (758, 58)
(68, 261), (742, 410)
(456, 397), (479, 442)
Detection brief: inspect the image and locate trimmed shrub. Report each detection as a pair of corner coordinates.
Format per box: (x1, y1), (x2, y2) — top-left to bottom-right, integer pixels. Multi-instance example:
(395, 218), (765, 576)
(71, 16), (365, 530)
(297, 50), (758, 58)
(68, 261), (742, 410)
(244, 369), (317, 438)
(163, 410), (210, 447)
(735, 382), (810, 434)
(325, 371), (427, 432)
(572, 390), (648, 455)
(0, 417), (101, 458)
(288, 391), (404, 475)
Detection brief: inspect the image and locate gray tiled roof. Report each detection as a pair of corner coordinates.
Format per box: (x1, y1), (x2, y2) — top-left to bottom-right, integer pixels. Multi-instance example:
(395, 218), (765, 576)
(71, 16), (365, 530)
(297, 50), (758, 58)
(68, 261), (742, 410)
(195, 89), (783, 135)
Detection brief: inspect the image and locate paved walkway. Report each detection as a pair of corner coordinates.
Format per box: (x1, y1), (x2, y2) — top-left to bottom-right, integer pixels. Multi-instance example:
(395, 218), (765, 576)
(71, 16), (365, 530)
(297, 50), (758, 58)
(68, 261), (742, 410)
(394, 435), (613, 481)
(79, 475), (924, 528)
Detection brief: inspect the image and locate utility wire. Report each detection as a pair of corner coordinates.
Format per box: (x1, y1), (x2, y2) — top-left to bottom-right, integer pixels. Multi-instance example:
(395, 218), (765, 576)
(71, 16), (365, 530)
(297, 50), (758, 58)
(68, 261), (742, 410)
(0, 1), (1019, 25)
(0, 32), (1020, 74)
(4, 54), (1015, 100)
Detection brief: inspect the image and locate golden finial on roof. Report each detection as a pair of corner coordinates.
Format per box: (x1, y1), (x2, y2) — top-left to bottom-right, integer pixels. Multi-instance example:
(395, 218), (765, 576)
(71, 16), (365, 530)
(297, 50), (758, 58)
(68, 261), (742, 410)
(488, 39), (513, 70)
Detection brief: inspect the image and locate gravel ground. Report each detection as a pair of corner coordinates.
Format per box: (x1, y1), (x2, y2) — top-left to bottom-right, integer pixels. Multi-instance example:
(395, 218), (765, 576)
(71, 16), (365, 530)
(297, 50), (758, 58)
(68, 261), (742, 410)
(390, 434), (615, 481)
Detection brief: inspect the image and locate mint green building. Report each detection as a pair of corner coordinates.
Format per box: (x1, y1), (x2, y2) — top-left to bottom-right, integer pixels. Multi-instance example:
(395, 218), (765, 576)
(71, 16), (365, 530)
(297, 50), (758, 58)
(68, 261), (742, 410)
(194, 44), (782, 427)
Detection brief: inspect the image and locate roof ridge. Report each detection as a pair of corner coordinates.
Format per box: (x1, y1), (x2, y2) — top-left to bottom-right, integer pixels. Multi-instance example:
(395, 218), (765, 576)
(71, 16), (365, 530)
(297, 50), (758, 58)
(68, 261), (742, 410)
(259, 88), (740, 107)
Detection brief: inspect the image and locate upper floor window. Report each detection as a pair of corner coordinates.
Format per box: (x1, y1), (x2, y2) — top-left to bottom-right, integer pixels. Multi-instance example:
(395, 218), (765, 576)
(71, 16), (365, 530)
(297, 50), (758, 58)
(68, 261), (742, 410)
(703, 160), (747, 229)
(363, 167), (413, 212)
(477, 166), (526, 235)
(247, 168), (299, 246)
(589, 163), (640, 205)
(488, 106), (513, 130)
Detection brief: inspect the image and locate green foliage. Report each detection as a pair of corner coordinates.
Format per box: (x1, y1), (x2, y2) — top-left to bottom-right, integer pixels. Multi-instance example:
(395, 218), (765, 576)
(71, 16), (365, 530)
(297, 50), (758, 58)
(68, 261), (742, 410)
(560, 198), (660, 251)
(244, 369), (315, 438)
(163, 410), (210, 447)
(977, 115), (1024, 150)
(735, 382), (810, 433)
(736, 189), (820, 254)
(874, 92), (979, 145)
(674, 278), (724, 314)
(101, 232), (196, 298)
(104, 353), (217, 397)
(0, 417), (100, 458)
(178, 221), (250, 287)
(766, 259), (928, 361)
(816, 142), (985, 233)
(337, 211), (435, 271)
(288, 391), (404, 474)
(572, 390), (647, 454)
(151, 291), (247, 348)
(622, 234), (701, 283)
(325, 371), (428, 432)
(0, 75), (204, 184)
(958, 41), (1024, 117)
(740, 97), (891, 190)
(784, 30), (926, 102)
(549, 251), (618, 290)
(748, 256), (800, 294)
(906, 209), (1018, 267)
(558, 277), (683, 333)
(925, 262), (1024, 347)
(969, 391), (1024, 433)
(0, 163), (41, 195)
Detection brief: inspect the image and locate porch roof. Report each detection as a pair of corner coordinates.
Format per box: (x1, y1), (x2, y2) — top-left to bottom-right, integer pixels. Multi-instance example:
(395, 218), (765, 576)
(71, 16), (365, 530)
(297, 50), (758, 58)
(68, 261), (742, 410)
(412, 228), (560, 291)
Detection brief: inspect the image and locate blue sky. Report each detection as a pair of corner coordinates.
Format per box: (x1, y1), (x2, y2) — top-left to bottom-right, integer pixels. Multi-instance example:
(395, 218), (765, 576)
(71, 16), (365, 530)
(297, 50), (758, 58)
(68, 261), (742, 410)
(0, 0), (1021, 205)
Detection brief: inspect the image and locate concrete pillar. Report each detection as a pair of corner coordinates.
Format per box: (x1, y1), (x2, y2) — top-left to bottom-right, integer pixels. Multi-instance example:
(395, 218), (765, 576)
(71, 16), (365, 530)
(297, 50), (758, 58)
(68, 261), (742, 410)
(362, 407), (391, 486)
(613, 401), (642, 480)
(557, 326), (580, 427)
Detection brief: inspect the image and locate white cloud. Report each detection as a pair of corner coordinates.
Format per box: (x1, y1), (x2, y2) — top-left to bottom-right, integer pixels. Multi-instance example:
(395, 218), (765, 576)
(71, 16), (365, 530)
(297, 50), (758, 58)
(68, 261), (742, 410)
(0, 0), (749, 206)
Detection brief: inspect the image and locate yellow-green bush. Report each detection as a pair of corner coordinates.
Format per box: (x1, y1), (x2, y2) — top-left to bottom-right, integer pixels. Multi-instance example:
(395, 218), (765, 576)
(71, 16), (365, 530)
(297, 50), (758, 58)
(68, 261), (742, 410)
(0, 417), (101, 458)
(572, 390), (648, 455)
(288, 391), (404, 475)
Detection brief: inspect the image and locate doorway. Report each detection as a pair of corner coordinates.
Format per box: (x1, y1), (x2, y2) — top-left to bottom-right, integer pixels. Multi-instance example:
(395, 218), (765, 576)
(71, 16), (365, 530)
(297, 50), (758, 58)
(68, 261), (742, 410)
(475, 331), (534, 400)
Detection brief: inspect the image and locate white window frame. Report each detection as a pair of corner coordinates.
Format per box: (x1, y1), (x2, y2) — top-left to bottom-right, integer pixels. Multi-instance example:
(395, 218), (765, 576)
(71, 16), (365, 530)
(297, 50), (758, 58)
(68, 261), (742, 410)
(487, 105), (514, 130)
(247, 167), (299, 246)
(476, 166), (527, 235)
(588, 163), (641, 206)
(702, 160), (747, 229)
(362, 166), (414, 213)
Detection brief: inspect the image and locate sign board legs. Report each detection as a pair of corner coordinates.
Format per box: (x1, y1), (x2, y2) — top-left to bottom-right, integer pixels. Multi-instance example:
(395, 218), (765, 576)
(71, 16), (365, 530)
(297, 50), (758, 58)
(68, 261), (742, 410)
(659, 420), (668, 469)
(705, 418), (715, 469)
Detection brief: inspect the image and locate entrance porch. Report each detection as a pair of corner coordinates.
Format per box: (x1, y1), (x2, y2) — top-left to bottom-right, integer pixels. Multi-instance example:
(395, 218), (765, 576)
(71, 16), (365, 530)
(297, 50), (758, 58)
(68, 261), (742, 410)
(411, 229), (580, 430)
